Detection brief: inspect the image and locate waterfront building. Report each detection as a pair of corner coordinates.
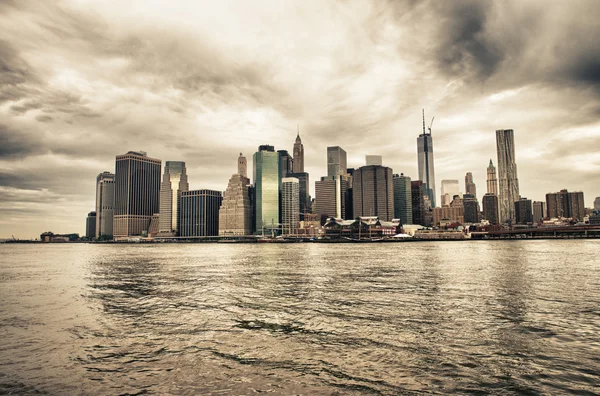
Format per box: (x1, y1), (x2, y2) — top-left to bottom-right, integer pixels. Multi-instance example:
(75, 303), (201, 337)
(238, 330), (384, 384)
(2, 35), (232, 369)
(365, 155), (382, 166)
(292, 128), (304, 173)
(482, 193), (499, 225)
(253, 145), (280, 234)
(281, 177), (299, 235)
(353, 165), (394, 221)
(95, 171), (115, 238)
(546, 189), (585, 221)
(393, 173), (412, 225)
(327, 146), (347, 178)
(158, 161), (189, 236)
(86, 211), (96, 238)
(179, 189), (222, 237)
(417, 110), (436, 207)
(411, 180), (426, 226)
(465, 172), (477, 198)
(514, 197), (533, 224)
(463, 193), (479, 223)
(533, 201), (545, 222)
(496, 129), (520, 224)
(315, 175), (348, 219)
(219, 153), (253, 236)
(113, 151), (161, 237)
(486, 159), (498, 195)
(148, 213), (160, 237)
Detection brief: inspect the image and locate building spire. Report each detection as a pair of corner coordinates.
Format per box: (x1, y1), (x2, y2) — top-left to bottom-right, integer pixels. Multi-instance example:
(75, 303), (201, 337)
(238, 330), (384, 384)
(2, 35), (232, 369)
(297, 123), (300, 138)
(489, 159), (494, 167)
(422, 109), (426, 135)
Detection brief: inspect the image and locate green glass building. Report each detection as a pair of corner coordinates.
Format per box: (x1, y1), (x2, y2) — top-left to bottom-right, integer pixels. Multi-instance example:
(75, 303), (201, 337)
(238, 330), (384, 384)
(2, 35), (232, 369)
(253, 145), (280, 234)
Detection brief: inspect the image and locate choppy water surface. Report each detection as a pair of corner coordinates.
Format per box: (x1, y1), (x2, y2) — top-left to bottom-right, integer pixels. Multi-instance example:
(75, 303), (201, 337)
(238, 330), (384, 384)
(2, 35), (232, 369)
(1, 241), (599, 395)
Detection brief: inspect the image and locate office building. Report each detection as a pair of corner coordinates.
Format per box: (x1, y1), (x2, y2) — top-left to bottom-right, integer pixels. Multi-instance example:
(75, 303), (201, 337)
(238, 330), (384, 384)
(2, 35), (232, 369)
(253, 145), (280, 233)
(281, 177), (299, 235)
(411, 180), (426, 226)
(365, 155), (382, 166)
(315, 175), (348, 219)
(353, 165), (394, 221)
(327, 146), (347, 178)
(465, 172), (476, 198)
(292, 128), (304, 173)
(533, 201), (545, 222)
(441, 180), (460, 206)
(113, 151), (161, 237)
(393, 173), (412, 225)
(496, 129), (520, 224)
(95, 171), (115, 238)
(595, 197), (600, 212)
(180, 189), (222, 237)
(514, 197), (533, 224)
(546, 189), (585, 221)
(417, 110), (436, 207)
(278, 150), (294, 179)
(345, 168), (354, 220)
(463, 194), (479, 223)
(158, 161), (189, 236)
(219, 153), (253, 236)
(486, 159), (498, 195)
(482, 193), (499, 225)
(433, 197), (464, 226)
(86, 211), (96, 238)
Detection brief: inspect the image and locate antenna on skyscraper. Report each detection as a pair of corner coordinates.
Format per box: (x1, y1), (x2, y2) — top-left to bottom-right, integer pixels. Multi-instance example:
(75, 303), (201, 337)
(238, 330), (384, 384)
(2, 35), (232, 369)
(428, 117), (435, 135)
(297, 123), (300, 137)
(422, 109), (426, 135)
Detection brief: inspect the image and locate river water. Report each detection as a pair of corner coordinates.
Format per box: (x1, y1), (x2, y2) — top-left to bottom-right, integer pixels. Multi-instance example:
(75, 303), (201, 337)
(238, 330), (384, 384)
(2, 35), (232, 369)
(0, 241), (599, 395)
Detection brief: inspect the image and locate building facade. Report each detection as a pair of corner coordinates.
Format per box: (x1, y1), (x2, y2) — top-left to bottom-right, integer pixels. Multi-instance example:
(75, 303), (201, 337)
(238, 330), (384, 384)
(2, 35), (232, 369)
(441, 180), (460, 207)
(465, 172), (477, 198)
(393, 173), (412, 225)
(463, 194), (479, 223)
(496, 129), (520, 224)
(533, 201), (545, 222)
(288, 172), (310, 220)
(253, 145), (280, 233)
(158, 161), (189, 236)
(281, 177), (300, 235)
(95, 171), (115, 238)
(219, 153), (253, 236)
(486, 159), (498, 195)
(433, 200), (464, 226)
(546, 190), (585, 221)
(417, 111), (436, 207)
(180, 189), (222, 237)
(293, 130), (304, 173)
(482, 193), (499, 225)
(315, 175), (348, 219)
(113, 151), (161, 237)
(411, 180), (426, 226)
(327, 146), (347, 178)
(514, 197), (533, 224)
(86, 211), (96, 238)
(353, 165), (394, 221)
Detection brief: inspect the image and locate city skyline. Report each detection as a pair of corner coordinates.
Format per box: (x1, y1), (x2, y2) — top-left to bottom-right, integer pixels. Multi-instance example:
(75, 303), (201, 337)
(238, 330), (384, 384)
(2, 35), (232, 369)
(1, 1), (600, 238)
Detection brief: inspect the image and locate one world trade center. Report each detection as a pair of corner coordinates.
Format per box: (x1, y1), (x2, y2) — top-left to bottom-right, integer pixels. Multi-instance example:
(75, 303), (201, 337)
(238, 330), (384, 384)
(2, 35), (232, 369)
(417, 109), (436, 208)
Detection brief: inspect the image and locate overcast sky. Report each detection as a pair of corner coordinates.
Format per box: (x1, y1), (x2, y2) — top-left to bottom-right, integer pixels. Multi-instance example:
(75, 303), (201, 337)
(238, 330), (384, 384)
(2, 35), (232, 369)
(1, 0), (599, 238)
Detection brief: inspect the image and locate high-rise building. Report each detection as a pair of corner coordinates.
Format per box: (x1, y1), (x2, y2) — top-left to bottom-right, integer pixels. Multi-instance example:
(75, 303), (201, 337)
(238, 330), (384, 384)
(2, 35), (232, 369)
(353, 165), (394, 221)
(288, 172), (310, 220)
(465, 172), (477, 198)
(253, 145), (280, 234)
(158, 161), (189, 236)
(393, 173), (412, 225)
(411, 180), (426, 226)
(486, 159), (498, 195)
(546, 190), (585, 220)
(594, 197), (600, 212)
(441, 180), (460, 206)
(314, 175), (348, 219)
(417, 110), (436, 207)
(533, 201), (545, 223)
(95, 171), (115, 238)
(281, 177), (299, 235)
(433, 197), (464, 226)
(345, 168), (355, 220)
(365, 155), (382, 166)
(496, 129), (520, 224)
(219, 153), (253, 236)
(292, 128), (304, 173)
(86, 211), (96, 238)
(113, 151), (161, 237)
(327, 146), (347, 178)
(179, 189), (222, 237)
(463, 194), (479, 223)
(278, 150), (294, 179)
(514, 197), (533, 224)
(482, 193), (499, 225)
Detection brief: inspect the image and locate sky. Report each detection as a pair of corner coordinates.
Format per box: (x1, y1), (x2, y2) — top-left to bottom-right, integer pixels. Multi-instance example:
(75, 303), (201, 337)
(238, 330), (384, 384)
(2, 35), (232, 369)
(1, 0), (600, 238)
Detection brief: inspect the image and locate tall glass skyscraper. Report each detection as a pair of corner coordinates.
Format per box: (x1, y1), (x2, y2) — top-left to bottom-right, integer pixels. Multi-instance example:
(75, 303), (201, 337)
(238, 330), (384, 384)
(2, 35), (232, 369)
(496, 129), (519, 224)
(95, 171), (115, 238)
(417, 111), (436, 207)
(158, 161), (189, 236)
(393, 173), (412, 224)
(253, 145), (280, 234)
(327, 146), (347, 178)
(179, 190), (222, 237)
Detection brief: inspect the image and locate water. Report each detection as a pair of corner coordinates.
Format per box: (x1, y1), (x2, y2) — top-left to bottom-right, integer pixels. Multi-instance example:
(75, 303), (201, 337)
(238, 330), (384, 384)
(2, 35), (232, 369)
(0, 241), (599, 395)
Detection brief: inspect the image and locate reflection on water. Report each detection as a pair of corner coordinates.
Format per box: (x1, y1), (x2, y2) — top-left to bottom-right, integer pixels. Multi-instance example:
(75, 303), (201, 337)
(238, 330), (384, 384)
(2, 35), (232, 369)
(0, 241), (599, 394)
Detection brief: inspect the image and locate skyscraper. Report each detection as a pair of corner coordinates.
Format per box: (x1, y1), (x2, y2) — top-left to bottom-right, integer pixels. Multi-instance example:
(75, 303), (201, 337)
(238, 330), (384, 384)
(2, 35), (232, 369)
(158, 161), (189, 236)
(514, 197), (533, 224)
(253, 145), (280, 234)
(463, 194), (479, 223)
(179, 189), (222, 237)
(417, 110), (436, 207)
(86, 211), (96, 238)
(486, 159), (498, 195)
(292, 127), (304, 173)
(441, 180), (460, 206)
(278, 150), (294, 179)
(219, 153), (253, 236)
(533, 201), (545, 222)
(113, 151), (161, 237)
(546, 189), (585, 220)
(411, 180), (426, 226)
(465, 172), (476, 198)
(496, 129), (519, 224)
(315, 175), (348, 219)
(327, 146), (347, 178)
(482, 193), (499, 225)
(95, 171), (115, 238)
(288, 172), (310, 219)
(393, 173), (412, 224)
(281, 177), (299, 235)
(353, 165), (394, 221)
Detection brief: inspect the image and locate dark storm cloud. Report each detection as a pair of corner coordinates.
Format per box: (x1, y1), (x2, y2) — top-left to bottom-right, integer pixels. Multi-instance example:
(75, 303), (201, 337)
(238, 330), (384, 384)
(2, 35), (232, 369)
(0, 124), (43, 159)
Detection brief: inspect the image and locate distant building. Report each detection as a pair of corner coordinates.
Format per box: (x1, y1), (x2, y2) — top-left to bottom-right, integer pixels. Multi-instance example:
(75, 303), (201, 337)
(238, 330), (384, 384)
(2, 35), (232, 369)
(433, 196), (464, 226)
(496, 129), (520, 224)
(486, 159), (498, 195)
(595, 197), (600, 212)
(86, 211), (96, 238)
(465, 172), (477, 198)
(441, 180), (460, 207)
(393, 173), (412, 225)
(411, 180), (426, 226)
(219, 153), (253, 236)
(353, 165), (394, 221)
(113, 151), (161, 237)
(253, 145), (279, 233)
(278, 150), (294, 179)
(180, 190), (222, 237)
(365, 155), (382, 166)
(281, 177), (300, 235)
(417, 112), (437, 207)
(327, 146), (347, 178)
(95, 171), (115, 238)
(292, 128), (304, 173)
(288, 172), (310, 220)
(148, 213), (160, 237)
(514, 197), (533, 224)
(315, 175), (348, 219)
(158, 161), (189, 236)
(463, 194), (479, 223)
(482, 193), (499, 225)
(533, 201), (545, 222)
(546, 189), (585, 221)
